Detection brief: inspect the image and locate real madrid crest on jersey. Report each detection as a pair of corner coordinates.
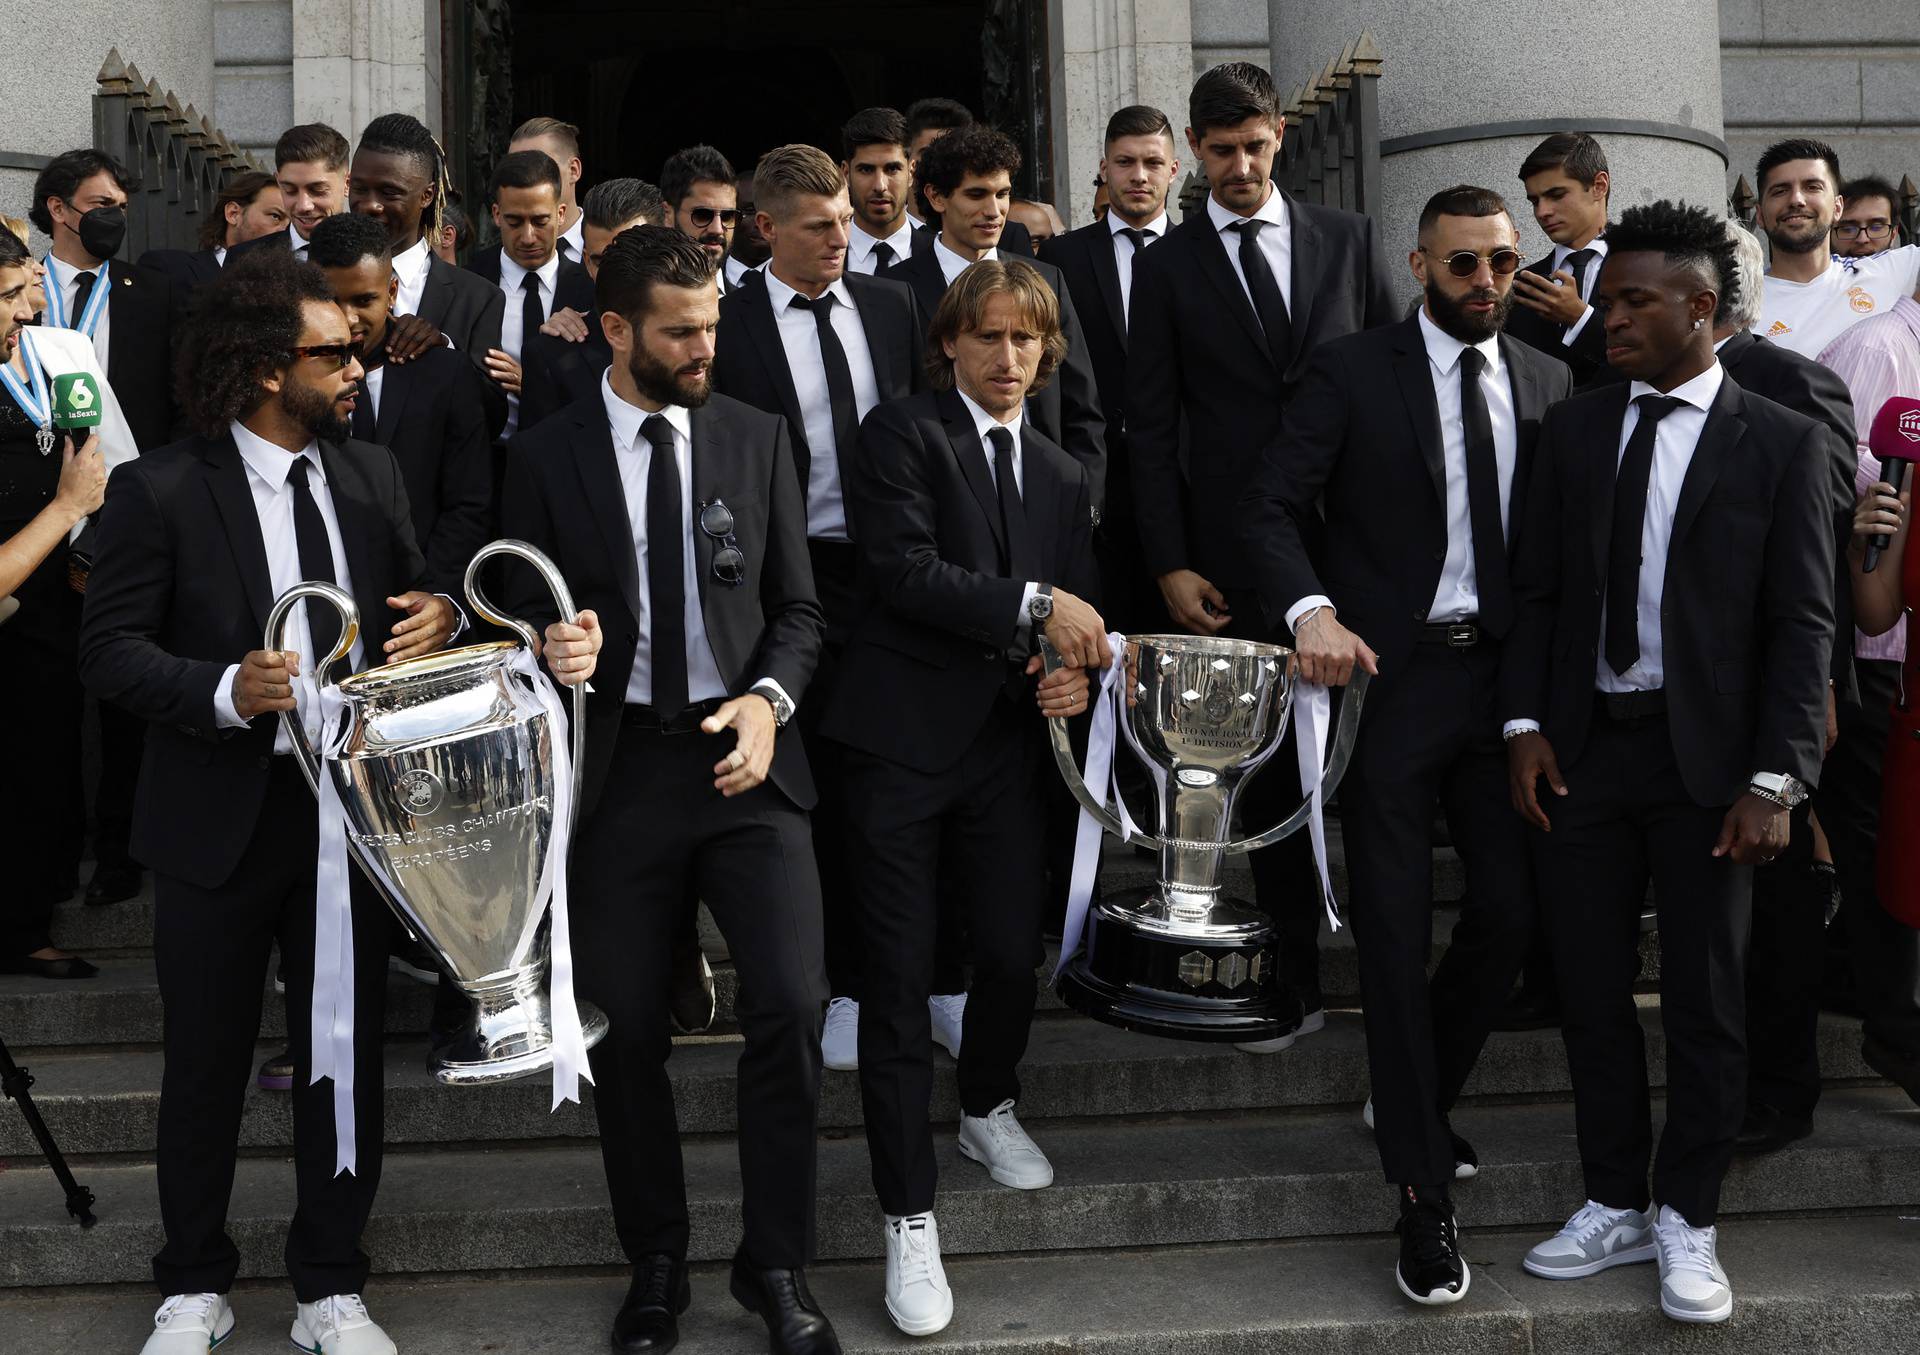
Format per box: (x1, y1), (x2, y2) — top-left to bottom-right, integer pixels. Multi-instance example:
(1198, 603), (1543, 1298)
(1847, 285), (1875, 315)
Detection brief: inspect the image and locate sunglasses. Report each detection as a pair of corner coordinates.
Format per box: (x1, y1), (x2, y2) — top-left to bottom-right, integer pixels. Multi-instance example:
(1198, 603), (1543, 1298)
(699, 499), (746, 587)
(687, 207), (741, 229)
(1834, 221), (1893, 241)
(291, 341), (362, 372)
(1423, 247), (1523, 278)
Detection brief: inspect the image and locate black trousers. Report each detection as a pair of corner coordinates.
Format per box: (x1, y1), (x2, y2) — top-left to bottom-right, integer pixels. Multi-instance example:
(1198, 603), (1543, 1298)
(842, 700), (1047, 1216)
(1744, 801), (1824, 1118)
(1342, 641), (1534, 1189)
(573, 723), (827, 1268)
(0, 616), (84, 954)
(1535, 708), (1750, 1226)
(152, 757), (389, 1299)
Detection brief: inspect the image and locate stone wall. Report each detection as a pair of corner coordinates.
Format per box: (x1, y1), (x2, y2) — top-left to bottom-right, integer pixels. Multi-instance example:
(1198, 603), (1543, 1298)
(1051, 0), (1195, 227)
(216, 1), (295, 162)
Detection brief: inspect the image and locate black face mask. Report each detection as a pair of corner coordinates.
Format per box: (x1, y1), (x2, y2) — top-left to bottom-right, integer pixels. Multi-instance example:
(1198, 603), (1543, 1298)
(74, 206), (127, 260)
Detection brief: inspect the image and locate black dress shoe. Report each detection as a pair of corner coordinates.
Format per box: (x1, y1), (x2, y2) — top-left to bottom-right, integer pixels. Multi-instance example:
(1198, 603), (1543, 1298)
(612, 1253), (690, 1353)
(1492, 988), (1561, 1031)
(728, 1251), (841, 1355)
(1732, 1104), (1813, 1155)
(84, 863), (141, 907)
(0, 953), (99, 980)
(1863, 1034), (1920, 1110)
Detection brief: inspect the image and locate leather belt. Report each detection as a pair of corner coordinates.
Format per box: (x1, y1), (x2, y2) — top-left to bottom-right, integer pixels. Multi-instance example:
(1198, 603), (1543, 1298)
(1595, 688), (1667, 721)
(622, 696), (727, 734)
(1416, 621), (1482, 649)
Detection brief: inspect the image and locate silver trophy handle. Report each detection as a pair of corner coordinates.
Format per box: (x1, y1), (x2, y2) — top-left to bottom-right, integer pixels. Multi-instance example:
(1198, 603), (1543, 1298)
(464, 539), (587, 839)
(1038, 636), (1158, 849)
(1225, 667), (1370, 854)
(262, 581), (360, 798)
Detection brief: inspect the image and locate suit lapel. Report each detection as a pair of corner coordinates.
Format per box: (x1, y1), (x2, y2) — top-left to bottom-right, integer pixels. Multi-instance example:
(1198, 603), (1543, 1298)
(569, 403), (642, 626)
(200, 433), (275, 629)
(1390, 319), (1447, 507)
(1190, 216), (1273, 365)
(373, 358), (414, 444)
(688, 403), (721, 621)
(1500, 336), (1548, 533)
(1589, 384), (1632, 582)
(737, 284), (810, 468)
(418, 254), (453, 327)
(1669, 377), (1746, 548)
(847, 275), (900, 395)
(317, 441), (384, 636)
(1087, 229), (1128, 347)
(1284, 195), (1317, 367)
(938, 389), (1006, 556)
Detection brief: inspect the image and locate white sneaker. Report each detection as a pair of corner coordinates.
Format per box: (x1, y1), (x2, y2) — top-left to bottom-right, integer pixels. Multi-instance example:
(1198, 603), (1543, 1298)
(957, 1099), (1054, 1189)
(139, 1293), (234, 1354)
(1653, 1204), (1732, 1323)
(1523, 1199), (1658, 1279)
(929, 992), (966, 1058)
(883, 1212), (954, 1336)
(289, 1294), (397, 1355)
(1235, 1003), (1322, 1053)
(822, 996), (859, 1071)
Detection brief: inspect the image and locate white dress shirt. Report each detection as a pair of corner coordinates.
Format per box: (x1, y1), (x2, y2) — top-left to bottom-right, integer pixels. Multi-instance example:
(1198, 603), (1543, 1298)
(1206, 185), (1293, 315)
(761, 269), (883, 541)
(212, 423), (363, 752)
(848, 217), (917, 276)
(1549, 235), (1608, 347)
(558, 212), (585, 263)
(934, 234), (994, 286)
(286, 221), (312, 260)
(1108, 209), (1169, 323)
(498, 249), (561, 435)
(601, 374), (796, 714)
(1284, 309), (1518, 631)
(392, 236), (433, 318)
(213, 245), (228, 267)
(42, 254), (111, 369)
(954, 387), (1043, 627)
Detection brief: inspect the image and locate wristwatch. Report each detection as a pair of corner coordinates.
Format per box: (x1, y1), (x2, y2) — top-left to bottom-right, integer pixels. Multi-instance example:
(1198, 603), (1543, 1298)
(759, 687), (794, 729)
(1747, 772), (1808, 809)
(1028, 583), (1055, 624)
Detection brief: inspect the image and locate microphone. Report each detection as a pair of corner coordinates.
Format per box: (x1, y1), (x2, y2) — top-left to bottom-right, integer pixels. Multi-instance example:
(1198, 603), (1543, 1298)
(1864, 395), (1920, 574)
(50, 372), (103, 435)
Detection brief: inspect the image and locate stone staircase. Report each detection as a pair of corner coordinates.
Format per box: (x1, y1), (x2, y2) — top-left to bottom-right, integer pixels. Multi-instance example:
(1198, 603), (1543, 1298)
(2, 840), (1916, 1353)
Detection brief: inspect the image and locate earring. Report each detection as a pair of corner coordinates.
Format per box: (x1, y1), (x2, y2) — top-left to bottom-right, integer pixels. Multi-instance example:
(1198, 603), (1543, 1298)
(1693, 318), (1704, 330)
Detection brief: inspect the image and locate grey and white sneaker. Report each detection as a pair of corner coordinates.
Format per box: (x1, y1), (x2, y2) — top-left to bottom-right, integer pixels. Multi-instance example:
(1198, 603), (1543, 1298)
(957, 1099), (1054, 1189)
(821, 996), (859, 1071)
(883, 1211), (954, 1335)
(1654, 1204), (1732, 1323)
(138, 1293), (234, 1354)
(1523, 1200), (1658, 1279)
(289, 1294), (396, 1355)
(929, 992), (966, 1058)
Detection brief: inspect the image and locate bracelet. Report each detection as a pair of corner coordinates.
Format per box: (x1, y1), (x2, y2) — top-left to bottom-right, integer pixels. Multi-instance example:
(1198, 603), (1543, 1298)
(1745, 782), (1790, 808)
(1294, 606), (1326, 633)
(1501, 726), (1536, 743)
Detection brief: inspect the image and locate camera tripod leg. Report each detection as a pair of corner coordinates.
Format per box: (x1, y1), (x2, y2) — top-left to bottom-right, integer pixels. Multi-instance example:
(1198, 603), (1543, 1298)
(0, 1034), (97, 1228)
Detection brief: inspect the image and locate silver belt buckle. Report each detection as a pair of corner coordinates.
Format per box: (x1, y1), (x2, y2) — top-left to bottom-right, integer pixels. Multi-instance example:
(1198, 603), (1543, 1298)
(1446, 623), (1478, 649)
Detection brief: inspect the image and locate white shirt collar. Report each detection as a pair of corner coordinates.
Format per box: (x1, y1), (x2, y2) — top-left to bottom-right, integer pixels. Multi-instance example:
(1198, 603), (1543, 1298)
(1108, 209), (1171, 240)
(600, 370), (692, 452)
(561, 213), (585, 254)
(934, 233), (995, 283)
(229, 420), (323, 489)
(1416, 306), (1502, 379)
(500, 247), (561, 294)
(47, 252), (106, 281)
(762, 268), (855, 314)
(851, 216), (915, 260)
(213, 245), (228, 267)
(1628, 359), (1724, 414)
(393, 236), (432, 286)
(1207, 184), (1288, 234)
(955, 386), (1023, 441)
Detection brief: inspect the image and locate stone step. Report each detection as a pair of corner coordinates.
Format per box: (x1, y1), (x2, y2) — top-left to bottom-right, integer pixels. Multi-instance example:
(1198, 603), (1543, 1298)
(0, 1008), (1877, 1158)
(2, 1087), (1913, 1289)
(3, 1215), (1915, 1355)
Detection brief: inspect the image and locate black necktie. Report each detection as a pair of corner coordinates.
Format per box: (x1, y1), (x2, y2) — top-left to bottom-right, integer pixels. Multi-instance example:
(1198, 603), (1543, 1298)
(68, 268), (97, 330)
(557, 235), (575, 263)
(642, 414), (688, 718)
(1565, 248), (1598, 300)
(988, 425), (1033, 578)
(1118, 227), (1150, 254)
(1228, 220), (1292, 362)
(870, 241), (895, 272)
(519, 271), (543, 358)
(1456, 347), (1512, 635)
(789, 293), (858, 475)
(1605, 394), (1684, 676)
(286, 458), (343, 674)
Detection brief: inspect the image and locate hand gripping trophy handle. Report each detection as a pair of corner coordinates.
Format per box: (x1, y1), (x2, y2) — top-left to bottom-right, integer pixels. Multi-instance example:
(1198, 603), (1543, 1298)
(1037, 637), (1159, 849)
(262, 582), (360, 797)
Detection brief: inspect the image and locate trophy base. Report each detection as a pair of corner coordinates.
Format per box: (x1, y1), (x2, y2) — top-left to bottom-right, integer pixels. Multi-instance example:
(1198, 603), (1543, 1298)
(1056, 888), (1295, 1044)
(432, 981), (611, 1086)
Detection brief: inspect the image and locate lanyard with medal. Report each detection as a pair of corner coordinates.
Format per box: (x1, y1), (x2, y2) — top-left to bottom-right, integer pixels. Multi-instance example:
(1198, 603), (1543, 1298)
(42, 258), (110, 341)
(0, 327), (57, 456)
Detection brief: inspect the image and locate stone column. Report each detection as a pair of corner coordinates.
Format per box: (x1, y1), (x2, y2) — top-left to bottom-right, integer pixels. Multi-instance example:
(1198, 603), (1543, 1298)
(1049, 0), (1194, 228)
(1268, 0), (1727, 303)
(293, 0), (443, 141)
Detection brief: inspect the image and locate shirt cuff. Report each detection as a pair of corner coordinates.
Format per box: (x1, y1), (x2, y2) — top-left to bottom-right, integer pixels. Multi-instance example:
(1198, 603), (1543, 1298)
(750, 677), (795, 717)
(1502, 719), (1541, 737)
(1562, 305), (1593, 345)
(213, 663), (248, 730)
(1017, 581), (1041, 632)
(1285, 595), (1334, 632)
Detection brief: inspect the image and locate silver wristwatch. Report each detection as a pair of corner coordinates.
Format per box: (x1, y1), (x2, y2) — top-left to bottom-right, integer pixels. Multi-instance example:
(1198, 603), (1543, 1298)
(760, 687), (794, 729)
(1747, 772), (1808, 809)
(1028, 584), (1054, 624)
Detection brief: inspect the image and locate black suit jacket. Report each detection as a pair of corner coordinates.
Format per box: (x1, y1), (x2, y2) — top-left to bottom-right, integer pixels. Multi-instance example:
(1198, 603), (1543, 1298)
(519, 321), (610, 434)
(418, 250), (506, 359)
(71, 258), (180, 452)
(711, 271), (927, 505)
(77, 431), (432, 888)
(820, 389), (1098, 774)
(500, 392), (825, 814)
(1238, 315), (1574, 676)
(467, 253), (595, 353)
(1499, 374), (1835, 805)
(1127, 191), (1397, 591)
(137, 246), (223, 311)
(881, 244), (1108, 512)
(1040, 219), (1146, 534)
(1504, 249), (1608, 386)
(366, 346), (494, 593)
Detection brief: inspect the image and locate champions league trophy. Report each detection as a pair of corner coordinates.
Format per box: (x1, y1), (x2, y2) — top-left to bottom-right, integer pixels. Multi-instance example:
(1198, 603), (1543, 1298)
(1044, 635), (1368, 1043)
(266, 540), (608, 1085)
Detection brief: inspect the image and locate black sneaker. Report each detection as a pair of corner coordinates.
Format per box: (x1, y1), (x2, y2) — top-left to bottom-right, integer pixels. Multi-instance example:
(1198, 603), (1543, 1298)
(1395, 1186), (1470, 1305)
(257, 1048), (295, 1092)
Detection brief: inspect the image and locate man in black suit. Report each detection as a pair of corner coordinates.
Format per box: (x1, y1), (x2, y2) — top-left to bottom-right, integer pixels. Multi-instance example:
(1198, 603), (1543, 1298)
(660, 145), (747, 297)
(882, 124), (1107, 509)
(226, 123), (351, 266)
(841, 107), (918, 276)
(508, 116), (588, 264)
(78, 250), (482, 1354)
(138, 168), (287, 301)
(712, 144), (926, 1072)
(900, 98), (1030, 259)
(29, 147), (181, 908)
(470, 150), (595, 440)
(1042, 103), (1179, 630)
(1507, 133), (1612, 385)
(820, 261), (1101, 1336)
(500, 226), (839, 1355)
(1127, 61), (1396, 1048)
(1242, 185), (1573, 1306)
(1503, 203), (1834, 1325)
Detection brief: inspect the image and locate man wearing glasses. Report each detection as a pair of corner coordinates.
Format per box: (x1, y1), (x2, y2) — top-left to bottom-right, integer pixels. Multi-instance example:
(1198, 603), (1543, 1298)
(499, 226), (839, 1355)
(1834, 176), (1904, 258)
(661, 144), (747, 296)
(1240, 186), (1572, 1306)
